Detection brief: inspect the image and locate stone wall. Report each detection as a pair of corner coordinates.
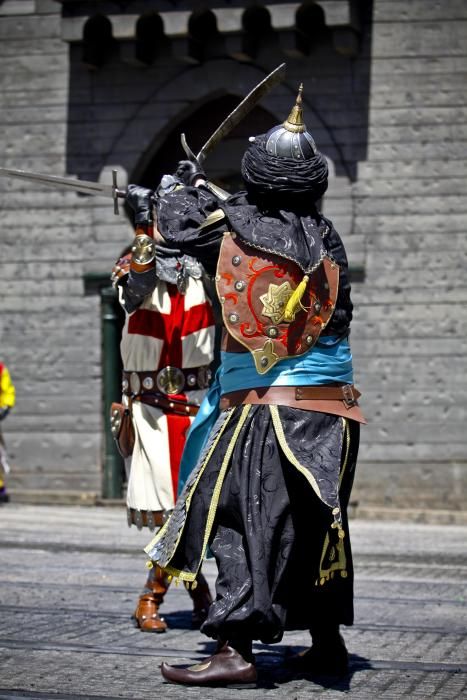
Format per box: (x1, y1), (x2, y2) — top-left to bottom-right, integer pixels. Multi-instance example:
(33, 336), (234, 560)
(0, 0), (465, 513)
(0, 0), (101, 497)
(351, 0), (467, 512)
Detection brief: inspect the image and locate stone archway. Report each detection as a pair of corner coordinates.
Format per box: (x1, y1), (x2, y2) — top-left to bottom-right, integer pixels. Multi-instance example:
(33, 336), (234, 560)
(137, 95), (278, 192)
(123, 60), (288, 186)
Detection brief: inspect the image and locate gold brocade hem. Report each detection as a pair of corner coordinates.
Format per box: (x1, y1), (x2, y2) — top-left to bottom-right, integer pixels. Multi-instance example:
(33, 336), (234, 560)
(160, 562), (197, 583)
(316, 533), (348, 586)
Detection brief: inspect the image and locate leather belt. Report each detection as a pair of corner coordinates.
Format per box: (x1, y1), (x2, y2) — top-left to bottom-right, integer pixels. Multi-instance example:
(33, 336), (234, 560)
(123, 365), (212, 397)
(220, 384), (361, 411)
(135, 393), (200, 417)
(296, 385), (360, 405)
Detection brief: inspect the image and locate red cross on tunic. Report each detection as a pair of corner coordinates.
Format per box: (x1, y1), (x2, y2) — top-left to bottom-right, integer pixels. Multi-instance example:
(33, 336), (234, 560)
(127, 283), (215, 500)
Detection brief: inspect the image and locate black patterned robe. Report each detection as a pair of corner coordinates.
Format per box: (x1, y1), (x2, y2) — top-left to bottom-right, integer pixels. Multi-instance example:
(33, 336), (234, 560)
(145, 186), (362, 643)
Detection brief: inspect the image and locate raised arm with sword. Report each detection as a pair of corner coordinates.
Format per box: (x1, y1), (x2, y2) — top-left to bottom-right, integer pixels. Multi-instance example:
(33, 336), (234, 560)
(0, 64), (285, 214)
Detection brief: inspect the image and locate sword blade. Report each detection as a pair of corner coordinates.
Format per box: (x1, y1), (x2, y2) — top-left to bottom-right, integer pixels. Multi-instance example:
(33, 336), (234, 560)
(0, 167), (115, 198)
(197, 62), (286, 164)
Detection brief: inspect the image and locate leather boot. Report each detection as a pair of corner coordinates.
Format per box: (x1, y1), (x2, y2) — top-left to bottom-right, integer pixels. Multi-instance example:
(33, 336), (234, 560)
(133, 565), (170, 633)
(186, 572), (213, 629)
(287, 626), (349, 676)
(161, 641), (257, 687)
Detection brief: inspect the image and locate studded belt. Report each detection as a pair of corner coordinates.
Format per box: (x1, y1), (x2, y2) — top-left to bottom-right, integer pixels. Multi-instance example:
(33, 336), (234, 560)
(127, 507), (172, 530)
(122, 365), (212, 397)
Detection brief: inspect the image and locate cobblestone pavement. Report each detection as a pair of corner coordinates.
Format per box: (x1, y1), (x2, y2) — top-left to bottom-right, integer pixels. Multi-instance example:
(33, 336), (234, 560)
(0, 504), (466, 700)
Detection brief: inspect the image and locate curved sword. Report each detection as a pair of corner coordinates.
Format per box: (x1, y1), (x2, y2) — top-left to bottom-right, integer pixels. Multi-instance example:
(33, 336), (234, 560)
(181, 62), (286, 166)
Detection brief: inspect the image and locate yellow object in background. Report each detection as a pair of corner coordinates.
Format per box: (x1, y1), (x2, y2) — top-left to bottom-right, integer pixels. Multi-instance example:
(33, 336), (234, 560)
(0, 365), (15, 409)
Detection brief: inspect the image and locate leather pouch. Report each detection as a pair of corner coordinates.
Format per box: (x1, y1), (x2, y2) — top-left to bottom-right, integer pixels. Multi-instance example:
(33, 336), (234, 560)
(110, 402), (135, 458)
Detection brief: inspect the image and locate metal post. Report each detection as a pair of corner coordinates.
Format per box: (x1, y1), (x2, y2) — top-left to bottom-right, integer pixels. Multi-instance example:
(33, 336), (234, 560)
(100, 285), (124, 499)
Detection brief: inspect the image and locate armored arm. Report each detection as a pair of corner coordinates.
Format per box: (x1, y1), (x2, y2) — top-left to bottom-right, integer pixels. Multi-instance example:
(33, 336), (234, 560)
(155, 185), (227, 275)
(115, 185), (158, 313)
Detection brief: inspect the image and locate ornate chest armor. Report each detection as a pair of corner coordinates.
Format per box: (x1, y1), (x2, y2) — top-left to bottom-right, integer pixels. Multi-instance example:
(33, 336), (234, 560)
(216, 232), (339, 374)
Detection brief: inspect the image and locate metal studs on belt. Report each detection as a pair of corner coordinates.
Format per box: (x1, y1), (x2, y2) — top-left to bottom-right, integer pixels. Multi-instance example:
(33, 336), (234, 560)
(305, 335), (314, 345)
(234, 280), (246, 292)
(266, 326), (279, 338)
(187, 374), (197, 387)
(228, 312), (239, 324)
(130, 371), (141, 394)
(146, 511), (156, 530)
(197, 366), (212, 389)
(232, 255), (241, 266)
(110, 409), (122, 436)
(142, 376), (154, 390)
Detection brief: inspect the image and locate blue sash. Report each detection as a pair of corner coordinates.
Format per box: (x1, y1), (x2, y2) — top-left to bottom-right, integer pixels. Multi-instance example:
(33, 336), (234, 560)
(177, 337), (353, 493)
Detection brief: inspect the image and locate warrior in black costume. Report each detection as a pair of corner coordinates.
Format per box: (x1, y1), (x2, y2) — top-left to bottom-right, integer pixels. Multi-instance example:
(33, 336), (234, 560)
(136, 85), (365, 686)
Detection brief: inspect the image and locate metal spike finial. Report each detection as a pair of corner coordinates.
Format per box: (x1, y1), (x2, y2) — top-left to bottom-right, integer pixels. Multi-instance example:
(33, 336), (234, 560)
(283, 83), (306, 133)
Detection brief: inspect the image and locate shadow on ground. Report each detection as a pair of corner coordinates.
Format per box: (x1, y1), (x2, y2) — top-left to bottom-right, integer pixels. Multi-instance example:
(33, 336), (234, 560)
(166, 634), (374, 691)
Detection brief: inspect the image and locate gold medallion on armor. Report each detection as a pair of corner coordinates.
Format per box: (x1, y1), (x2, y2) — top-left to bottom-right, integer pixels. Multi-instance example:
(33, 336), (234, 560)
(156, 366), (185, 395)
(259, 281), (295, 324)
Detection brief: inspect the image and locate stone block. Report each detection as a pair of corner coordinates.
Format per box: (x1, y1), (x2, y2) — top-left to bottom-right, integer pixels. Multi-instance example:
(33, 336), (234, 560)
(0, 1), (35, 16)
(353, 460), (467, 510)
(6, 431), (101, 469)
(374, 0), (467, 22)
(372, 20), (467, 58)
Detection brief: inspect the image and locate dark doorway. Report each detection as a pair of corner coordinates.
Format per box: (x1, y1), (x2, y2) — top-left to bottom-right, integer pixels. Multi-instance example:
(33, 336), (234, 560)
(135, 96), (278, 193)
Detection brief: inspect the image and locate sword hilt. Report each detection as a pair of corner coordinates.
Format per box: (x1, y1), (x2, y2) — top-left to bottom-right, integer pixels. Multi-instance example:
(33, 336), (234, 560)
(180, 133), (202, 168)
(111, 169), (128, 215)
(112, 170), (120, 215)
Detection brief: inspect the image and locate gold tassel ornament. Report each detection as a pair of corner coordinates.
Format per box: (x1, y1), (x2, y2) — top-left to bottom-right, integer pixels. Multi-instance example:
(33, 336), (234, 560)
(283, 274), (309, 322)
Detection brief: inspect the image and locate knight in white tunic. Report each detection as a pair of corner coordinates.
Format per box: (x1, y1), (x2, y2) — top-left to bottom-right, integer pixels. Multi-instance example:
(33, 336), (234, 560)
(112, 176), (217, 633)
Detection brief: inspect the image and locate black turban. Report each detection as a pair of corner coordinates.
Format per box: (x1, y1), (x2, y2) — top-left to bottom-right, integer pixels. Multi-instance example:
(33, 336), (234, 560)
(241, 134), (328, 202)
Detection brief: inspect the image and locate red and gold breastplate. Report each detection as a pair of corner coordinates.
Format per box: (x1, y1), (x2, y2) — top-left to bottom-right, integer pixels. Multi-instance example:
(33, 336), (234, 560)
(215, 232), (339, 374)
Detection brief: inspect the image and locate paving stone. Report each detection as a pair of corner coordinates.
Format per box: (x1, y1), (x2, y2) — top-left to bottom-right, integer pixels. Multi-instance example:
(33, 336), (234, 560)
(0, 505), (466, 699)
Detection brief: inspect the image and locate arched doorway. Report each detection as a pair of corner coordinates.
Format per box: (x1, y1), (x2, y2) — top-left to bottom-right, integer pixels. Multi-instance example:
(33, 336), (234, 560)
(136, 95), (278, 192)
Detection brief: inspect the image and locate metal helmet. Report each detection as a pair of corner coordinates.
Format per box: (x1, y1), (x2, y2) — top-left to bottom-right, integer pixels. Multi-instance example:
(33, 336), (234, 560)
(264, 84), (317, 160)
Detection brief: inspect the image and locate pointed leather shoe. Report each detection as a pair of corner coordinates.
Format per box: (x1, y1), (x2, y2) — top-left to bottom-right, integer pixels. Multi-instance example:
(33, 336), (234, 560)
(161, 644), (257, 687)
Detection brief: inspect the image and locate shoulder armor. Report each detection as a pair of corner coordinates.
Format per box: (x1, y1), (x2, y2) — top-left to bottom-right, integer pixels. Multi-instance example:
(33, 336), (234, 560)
(216, 233), (339, 374)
